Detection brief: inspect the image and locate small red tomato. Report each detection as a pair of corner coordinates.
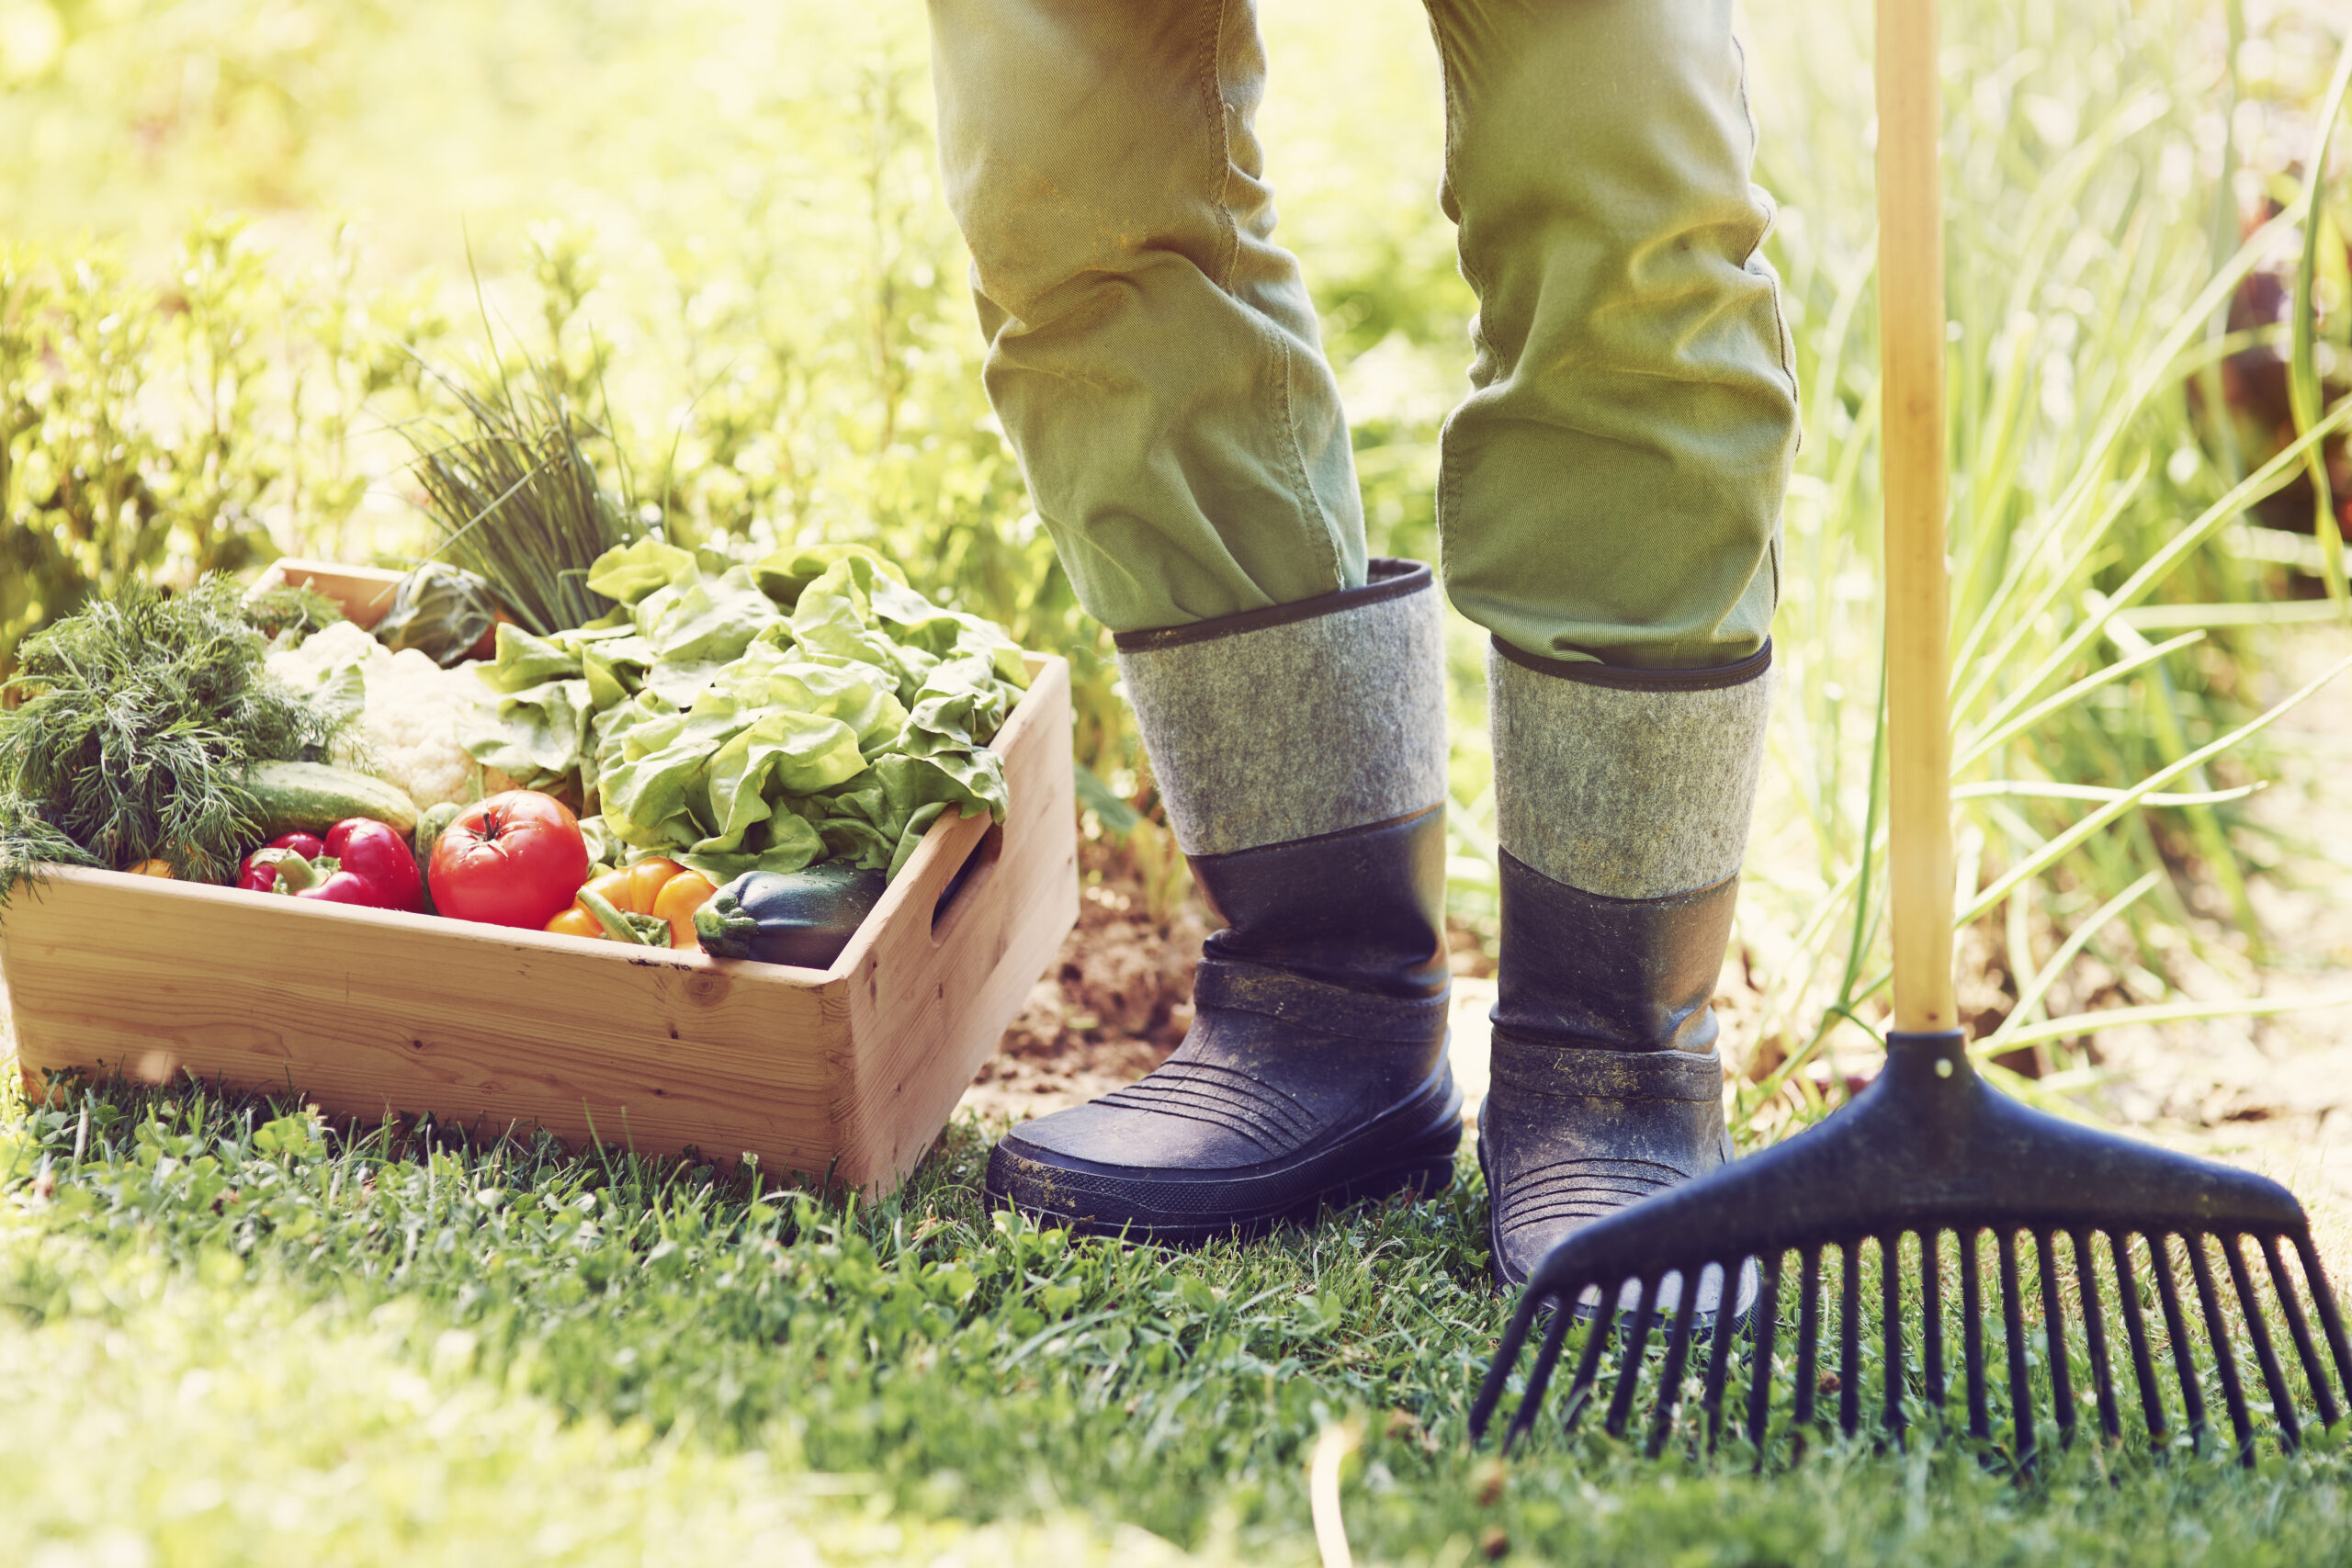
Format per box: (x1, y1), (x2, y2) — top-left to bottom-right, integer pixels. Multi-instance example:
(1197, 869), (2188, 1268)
(428, 790), (590, 928)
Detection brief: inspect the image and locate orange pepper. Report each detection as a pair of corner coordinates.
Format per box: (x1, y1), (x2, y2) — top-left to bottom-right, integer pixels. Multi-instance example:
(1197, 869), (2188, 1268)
(543, 857), (718, 949)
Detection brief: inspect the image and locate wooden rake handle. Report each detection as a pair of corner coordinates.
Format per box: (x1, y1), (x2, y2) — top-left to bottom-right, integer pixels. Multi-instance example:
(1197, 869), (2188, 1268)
(1878, 0), (1957, 1033)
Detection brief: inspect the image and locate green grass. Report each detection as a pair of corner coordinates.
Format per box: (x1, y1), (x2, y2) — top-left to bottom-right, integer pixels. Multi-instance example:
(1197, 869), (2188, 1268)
(6, 1079), (2352, 1565)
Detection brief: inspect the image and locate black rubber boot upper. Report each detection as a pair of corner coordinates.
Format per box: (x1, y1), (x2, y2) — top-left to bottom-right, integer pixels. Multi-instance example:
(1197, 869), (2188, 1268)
(1478, 633), (1772, 1316)
(988, 803), (1462, 1242)
(1477, 849), (1737, 1293)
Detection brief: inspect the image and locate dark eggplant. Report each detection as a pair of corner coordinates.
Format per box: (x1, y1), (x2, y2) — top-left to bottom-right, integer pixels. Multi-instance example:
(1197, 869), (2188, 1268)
(694, 863), (888, 967)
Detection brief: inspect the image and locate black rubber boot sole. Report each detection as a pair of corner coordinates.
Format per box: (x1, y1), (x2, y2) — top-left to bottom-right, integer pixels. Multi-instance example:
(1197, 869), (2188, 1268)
(986, 1066), (1464, 1245)
(1478, 1118), (1753, 1334)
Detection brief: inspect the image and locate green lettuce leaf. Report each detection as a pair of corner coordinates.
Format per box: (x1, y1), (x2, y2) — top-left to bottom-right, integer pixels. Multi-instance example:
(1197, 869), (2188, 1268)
(474, 624), (584, 694)
(750, 541), (903, 608)
(459, 675), (595, 791)
(462, 539), (1029, 887)
(585, 537), (697, 605)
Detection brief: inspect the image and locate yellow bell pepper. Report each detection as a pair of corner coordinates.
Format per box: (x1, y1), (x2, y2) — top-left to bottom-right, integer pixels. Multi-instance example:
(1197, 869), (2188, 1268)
(544, 858), (718, 949)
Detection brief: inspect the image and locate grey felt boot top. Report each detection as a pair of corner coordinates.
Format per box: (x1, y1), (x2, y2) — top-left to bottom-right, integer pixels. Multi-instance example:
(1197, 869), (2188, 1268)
(1114, 561), (1448, 858)
(1488, 640), (1774, 901)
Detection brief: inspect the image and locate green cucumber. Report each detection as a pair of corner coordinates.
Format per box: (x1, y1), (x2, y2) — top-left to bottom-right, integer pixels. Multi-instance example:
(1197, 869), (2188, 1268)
(244, 761), (421, 838)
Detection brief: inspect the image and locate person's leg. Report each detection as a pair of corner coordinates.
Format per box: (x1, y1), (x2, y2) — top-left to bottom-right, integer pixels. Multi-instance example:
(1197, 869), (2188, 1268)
(1419, 0), (1796, 1298)
(927, 0), (1365, 631)
(930, 0), (1461, 1237)
(1423, 0), (1796, 671)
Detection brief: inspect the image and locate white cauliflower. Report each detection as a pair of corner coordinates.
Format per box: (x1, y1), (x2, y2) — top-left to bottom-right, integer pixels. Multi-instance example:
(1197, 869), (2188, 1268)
(267, 622), (493, 808)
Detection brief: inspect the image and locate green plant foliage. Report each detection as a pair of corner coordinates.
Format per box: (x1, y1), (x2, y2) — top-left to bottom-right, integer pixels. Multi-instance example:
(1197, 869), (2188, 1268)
(1718, 0), (2352, 1122)
(0, 220), (413, 683)
(239, 581), (347, 644)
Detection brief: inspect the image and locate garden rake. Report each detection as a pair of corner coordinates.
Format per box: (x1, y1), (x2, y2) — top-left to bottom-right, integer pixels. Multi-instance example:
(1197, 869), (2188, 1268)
(1467, 0), (2352, 1468)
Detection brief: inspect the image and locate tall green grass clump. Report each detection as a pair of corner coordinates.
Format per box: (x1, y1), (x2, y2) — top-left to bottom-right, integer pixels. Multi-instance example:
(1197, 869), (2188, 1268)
(1711, 0), (2352, 1128)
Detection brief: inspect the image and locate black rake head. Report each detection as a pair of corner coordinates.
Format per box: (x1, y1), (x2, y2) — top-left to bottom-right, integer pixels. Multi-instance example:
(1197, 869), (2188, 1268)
(1471, 1032), (2352, 1468)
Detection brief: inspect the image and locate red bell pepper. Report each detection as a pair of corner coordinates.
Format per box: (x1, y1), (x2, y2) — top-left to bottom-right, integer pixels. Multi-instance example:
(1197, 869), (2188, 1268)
(236, 819), (425, 913)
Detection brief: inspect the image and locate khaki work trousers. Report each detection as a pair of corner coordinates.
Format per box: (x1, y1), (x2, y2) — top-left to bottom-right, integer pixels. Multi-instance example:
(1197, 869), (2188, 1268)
(927, 0), (1800, 670)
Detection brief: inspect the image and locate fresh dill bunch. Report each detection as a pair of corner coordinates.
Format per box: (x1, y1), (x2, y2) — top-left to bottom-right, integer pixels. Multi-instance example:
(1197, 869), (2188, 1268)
(0, 575), (351, 896)
(242, 581), (347, 644)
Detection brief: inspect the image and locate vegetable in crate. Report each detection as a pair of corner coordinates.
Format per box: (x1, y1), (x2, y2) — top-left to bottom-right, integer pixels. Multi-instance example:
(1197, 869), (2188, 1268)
(694, 863), (887, 968)
(0, 578), (354, 898)
(461, 541), (1030, 887)
(266, 622), (496, 809)
(237, 820), (425, 912)
(402, 350), (642, 637)
(244, 761), (421, 839)
(427, 789), (590, 928)
(545, 857), (717, 949)
(546, 857), (717, 947)
(370, 562), (499, 667)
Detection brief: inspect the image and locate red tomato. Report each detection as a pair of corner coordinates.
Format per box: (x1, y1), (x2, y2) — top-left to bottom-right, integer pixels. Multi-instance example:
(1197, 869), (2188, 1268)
(428, 791), (590, 928)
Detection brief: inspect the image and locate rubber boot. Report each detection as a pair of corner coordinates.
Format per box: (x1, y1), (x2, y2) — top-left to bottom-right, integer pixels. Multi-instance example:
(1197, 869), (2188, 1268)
(986, 559), (1462, 1241)
(1477, 637), (1775, 1315)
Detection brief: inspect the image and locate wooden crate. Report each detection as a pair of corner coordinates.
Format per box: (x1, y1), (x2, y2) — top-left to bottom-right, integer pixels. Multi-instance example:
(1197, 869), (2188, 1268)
(2, 558), (1078, 1193)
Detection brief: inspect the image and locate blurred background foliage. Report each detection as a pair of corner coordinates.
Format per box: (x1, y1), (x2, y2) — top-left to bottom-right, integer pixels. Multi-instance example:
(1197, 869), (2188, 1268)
(1, 0), (2348, 1121)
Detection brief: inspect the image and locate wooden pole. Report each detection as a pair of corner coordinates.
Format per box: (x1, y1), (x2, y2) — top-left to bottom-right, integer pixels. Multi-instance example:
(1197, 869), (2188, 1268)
(1877, 0), (1957, 1034)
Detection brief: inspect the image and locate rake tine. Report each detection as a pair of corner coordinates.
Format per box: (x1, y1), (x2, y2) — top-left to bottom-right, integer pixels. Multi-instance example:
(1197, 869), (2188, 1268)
(1647, 1266), (1705, 1458)
(2292, 1232), (2352, 1423)
(2111, 1232), (2168, 1447)
(1883, 1234), (1906, 1442)
(2224, 1234), (2299, 1453)
(1838, 1241), (1863, 1436)
(1701, 1261), (1739, 1454)
(2035, 1230), (2075, 1448)
(1562, 1282), (1623, 1436)
(1921, 1227), (1945, 1414)
(1793, 1247), (1823, 1429)
(2265, 1234), (2341, 1429)
(1605, 1276), (1662, 1438)
(1962, 1226), (1990, 1440)
(1998, 1228), (2035, 1466)
(1503, 1294), (1578, 1453)
(2073, 1229), (2121, 1444)
(1746, 1250), (1783, 1458)
(1470, 1273), (1546, 1443)
(2187, 1235), (2256, 1468)
(2152, 1233), (2208, 1453)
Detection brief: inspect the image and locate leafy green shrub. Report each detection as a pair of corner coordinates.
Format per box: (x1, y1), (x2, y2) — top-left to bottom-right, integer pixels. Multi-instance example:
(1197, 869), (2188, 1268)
(0, 220), (407, 684)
